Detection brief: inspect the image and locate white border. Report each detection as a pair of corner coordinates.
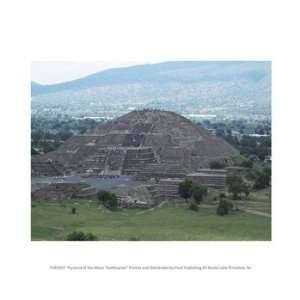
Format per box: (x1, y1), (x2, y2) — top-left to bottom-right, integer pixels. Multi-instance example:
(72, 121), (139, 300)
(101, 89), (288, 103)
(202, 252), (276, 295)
(1, 0), (300, 299)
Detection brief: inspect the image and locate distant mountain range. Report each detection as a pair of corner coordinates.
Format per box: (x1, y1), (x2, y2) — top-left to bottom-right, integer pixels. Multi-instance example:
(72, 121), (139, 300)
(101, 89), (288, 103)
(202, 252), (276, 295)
(31, 61), (271, 119)
(31, 61), (270, 96)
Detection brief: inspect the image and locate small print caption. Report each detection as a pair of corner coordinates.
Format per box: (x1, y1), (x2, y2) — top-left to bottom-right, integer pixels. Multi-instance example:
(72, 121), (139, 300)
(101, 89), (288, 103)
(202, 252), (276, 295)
(50, 265), (252, 271)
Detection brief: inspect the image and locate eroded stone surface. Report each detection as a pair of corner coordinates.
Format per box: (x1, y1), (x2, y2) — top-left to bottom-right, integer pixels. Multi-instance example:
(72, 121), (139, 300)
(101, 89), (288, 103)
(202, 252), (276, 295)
(31, 110), (238, 205)
(32, 110), (237, 178)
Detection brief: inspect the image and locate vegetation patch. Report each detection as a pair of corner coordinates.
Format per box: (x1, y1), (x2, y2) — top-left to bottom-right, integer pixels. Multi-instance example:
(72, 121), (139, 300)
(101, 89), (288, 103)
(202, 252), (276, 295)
(66, 231), (97, 241)
(31, 200), (271, 241)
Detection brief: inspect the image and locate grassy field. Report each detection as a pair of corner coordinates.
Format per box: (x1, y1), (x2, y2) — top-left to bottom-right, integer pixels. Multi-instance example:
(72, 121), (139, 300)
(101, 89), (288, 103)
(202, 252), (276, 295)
(204, 187), (271, 215)
(240, 188), (271, 214)
(31, 197), (271, 241)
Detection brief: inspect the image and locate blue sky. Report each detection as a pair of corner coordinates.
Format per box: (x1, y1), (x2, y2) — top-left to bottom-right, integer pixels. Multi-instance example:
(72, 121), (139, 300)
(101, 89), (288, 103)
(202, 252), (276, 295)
(31, 61), (151, 84)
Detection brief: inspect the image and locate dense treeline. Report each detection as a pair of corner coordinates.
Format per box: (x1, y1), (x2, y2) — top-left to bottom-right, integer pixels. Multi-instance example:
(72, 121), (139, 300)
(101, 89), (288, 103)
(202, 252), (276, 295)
(202, 119), (271, 136)
(200, 119), (271, 161)
(31, 116), (103, 154)
(225, 135), (271, 160)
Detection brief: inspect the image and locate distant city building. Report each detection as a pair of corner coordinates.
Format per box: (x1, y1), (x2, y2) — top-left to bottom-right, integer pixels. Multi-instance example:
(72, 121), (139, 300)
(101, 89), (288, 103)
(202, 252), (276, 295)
(247, 134), (270, 138)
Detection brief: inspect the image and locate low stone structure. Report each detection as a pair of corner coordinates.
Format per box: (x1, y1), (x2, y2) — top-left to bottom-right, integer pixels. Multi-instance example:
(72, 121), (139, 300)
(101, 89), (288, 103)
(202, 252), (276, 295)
(122, 147), (157, 175)
(186, 168), (227, 189)
(226, 166), (246, 175)
(149, 178), (183, 201)
(135, 162), (187, 181)
(111, 184), (156, 208)
(31, 159), (65, 177)
(31, 182), (97, 201)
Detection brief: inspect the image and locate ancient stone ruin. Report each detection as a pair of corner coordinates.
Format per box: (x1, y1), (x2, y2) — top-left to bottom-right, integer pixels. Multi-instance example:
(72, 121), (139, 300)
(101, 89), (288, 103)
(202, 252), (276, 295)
(32, 110), (237, 177)
(187, 169), (227, 190)
(31, 182), (97, 202)
(31, 110), (238, 205)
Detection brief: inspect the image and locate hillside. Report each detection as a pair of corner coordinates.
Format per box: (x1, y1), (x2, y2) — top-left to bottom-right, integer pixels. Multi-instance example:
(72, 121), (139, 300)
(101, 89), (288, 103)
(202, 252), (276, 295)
(31, 61), (271, 119)
(31, 61), (269, 95)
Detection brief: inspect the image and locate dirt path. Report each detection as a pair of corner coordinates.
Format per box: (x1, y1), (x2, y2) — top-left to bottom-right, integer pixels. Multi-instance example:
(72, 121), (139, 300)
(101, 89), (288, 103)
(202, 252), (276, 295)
(136, 202), (271, 218)
(136, 201), (167, 215)
(242, 209), (271, 218)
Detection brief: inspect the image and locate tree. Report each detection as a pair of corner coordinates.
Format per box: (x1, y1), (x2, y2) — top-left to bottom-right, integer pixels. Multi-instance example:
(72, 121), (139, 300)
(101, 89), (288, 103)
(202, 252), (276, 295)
(31, 147), (39, 155)
(241, 159), (253, 168)
(192, 184), (208, 204)
(97, 190), (118, 210)
(178, 179), (193, 200)
(242, 182), (251, 198)
(254, 166), (271, 189)
(216, 199), (232, 216)
(227, 175), (244, 200)
(209, 160), (226, 169)
(254, 173), (269, 189)
(219, 192), (227, 199)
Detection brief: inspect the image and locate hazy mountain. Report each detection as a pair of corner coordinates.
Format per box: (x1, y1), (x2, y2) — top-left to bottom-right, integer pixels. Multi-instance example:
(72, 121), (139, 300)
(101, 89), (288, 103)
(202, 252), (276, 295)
(31, 61), (271, 119)
(31, 81), (44, 93)
(31, 61), (269, 95)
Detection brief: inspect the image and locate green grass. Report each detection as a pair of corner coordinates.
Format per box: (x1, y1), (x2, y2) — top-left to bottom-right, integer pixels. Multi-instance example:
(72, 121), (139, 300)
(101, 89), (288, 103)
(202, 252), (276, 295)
(204, 187), (271, 214)
(31, 200), (271, 241)
(235, 188), (271, 214)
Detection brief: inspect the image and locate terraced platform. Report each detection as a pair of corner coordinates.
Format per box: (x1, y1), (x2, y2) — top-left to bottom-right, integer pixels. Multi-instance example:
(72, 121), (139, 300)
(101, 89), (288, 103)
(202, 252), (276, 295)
(32, 110), (237, 178)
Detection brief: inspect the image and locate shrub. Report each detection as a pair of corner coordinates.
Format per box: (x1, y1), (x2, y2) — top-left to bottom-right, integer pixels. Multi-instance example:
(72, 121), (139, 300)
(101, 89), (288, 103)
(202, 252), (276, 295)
(178, 179), (193, 200)
(216, 205), (227, 216)
(84, 233), (97, 241)
(227, 175), (244, 200)
(209, 160), (226, 169)
(219, 192), (226, 199)
(254, 167), (271, 190)
(216, 199), (232, 216)
(31, 147), (39, 155)
(189, 202), (199, 211)
(254, 176), (268, 189)
(243, 183), (251, 198)
(226, 201), (234, 210)
(66, 231), (97, 241)
(97, 190), (118, 209)
(192, 184), (207, 204)
(71, 207), (76, 214)
(241, 159), (253, 168)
